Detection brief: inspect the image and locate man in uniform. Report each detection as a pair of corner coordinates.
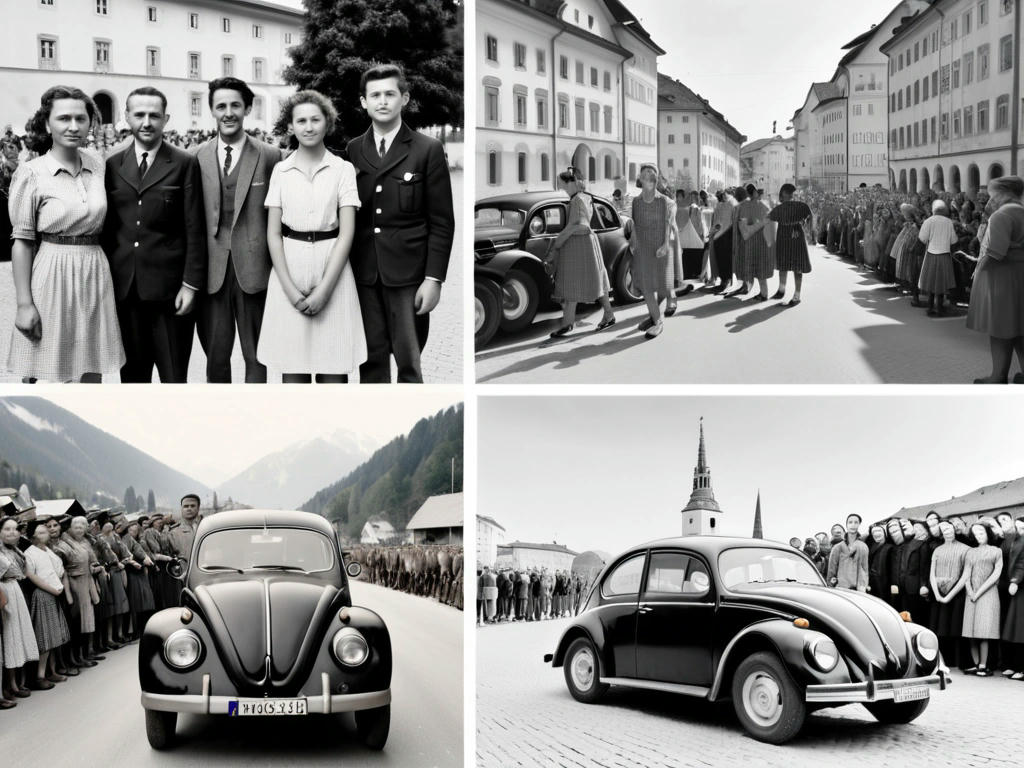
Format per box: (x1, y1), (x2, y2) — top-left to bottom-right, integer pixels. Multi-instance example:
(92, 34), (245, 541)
(168, 494), (202, 606)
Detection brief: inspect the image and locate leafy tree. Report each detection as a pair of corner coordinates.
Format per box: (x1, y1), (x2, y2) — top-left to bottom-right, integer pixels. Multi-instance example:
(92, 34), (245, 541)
(283, 0), (463, 143)
(124, 486), (137, 514)
(147, 489), (156, 513)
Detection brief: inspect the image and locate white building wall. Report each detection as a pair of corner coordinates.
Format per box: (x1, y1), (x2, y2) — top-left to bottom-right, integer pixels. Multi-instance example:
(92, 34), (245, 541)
(506, 547), (575, 572)
(620, 35), (659, 187)
(476, 517), (506, 569)
(681, 508), (721, 536)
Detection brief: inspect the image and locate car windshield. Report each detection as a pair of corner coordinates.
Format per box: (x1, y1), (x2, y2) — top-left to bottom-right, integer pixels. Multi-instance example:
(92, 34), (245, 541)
(197, 528), (335, 573)
(718, 547), (824, 591)
(476, 206), (525, 230)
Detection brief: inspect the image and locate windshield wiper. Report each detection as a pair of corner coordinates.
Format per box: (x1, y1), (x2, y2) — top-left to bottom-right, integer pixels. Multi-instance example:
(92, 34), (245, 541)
(203, 565), (245, 574)
(251, 564), (308, 572)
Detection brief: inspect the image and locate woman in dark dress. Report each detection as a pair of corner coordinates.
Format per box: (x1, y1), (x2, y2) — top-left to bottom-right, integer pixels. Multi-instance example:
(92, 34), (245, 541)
(122, 522), (155, 640)
(769, 184), (812, 306)
(867, 525), (893, 604)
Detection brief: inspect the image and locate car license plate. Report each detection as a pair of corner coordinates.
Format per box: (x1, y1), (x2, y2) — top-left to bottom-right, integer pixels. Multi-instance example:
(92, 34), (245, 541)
(891, 684), (929, 703)
(229, 698), (307, 716)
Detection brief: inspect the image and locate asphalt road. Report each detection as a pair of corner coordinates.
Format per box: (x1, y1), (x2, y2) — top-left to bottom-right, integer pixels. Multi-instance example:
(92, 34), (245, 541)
(476, 618), (1018, 768)
(475, 246), (997, 384)
(0, 582), (463, 767)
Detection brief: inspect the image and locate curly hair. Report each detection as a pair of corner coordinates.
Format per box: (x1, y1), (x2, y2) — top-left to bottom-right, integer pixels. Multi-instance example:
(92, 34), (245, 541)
(24, 86), (99, 153)
(273, 90), (337, 141)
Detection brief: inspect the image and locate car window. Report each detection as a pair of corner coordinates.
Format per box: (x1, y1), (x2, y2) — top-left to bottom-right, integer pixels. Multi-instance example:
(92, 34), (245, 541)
(476, 206), (525, 230)
(645, 551), (710, 597)
(718, 547), (823, 591)
(602, 553), (646, 598)
(591, 200), (618, 231)
(198, 528), (336, 573)
(528, 206), (566, 237)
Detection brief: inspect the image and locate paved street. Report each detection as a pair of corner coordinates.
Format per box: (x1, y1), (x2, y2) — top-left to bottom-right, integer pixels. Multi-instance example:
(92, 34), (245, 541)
(475, 246), (995, 384)
(0, 582), (463, 767)
(477, 618), (1018, 768)
(0, 169), (463, 384)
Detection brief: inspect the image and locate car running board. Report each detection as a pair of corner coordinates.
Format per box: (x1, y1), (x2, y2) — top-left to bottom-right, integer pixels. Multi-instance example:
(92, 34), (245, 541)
(599, 677), (710, 698)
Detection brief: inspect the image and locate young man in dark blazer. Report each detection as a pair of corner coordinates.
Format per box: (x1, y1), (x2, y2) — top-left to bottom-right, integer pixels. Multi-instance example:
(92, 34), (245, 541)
(347, 64), (455, 383)
(103, 87), (206, 383)
(193, 77), (282, 383)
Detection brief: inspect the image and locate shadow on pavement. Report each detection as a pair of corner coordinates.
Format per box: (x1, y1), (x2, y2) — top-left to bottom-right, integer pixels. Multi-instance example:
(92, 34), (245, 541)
(724, 302), (790, 333)
(476, 331), (651, 383)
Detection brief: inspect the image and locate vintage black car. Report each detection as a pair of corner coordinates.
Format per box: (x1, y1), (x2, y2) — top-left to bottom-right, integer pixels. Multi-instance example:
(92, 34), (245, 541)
(474, 191), (639, 346)
(140, 510), (391, 750)
(545, 537), (950, 744)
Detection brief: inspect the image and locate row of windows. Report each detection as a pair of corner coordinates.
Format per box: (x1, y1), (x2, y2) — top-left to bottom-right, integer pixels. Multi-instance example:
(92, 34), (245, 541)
(823, 110), (843, 124)
(484, 35), (614, 92)
(186, 92), (267, 121)
(889, 1), (1010, 74)
(627, 120), (655, 146)
(825, 154), (847, 167)
(625, 75), (654, 105)
(891, 96), (1011, 149)
(825, 132), (845, 145)
(851, 104), (876, 116)
(37, 37), (268, 81)
(665, 115), (690, 124)
(889, 40), (1009, 114)
(665, 133), (691, 145)
(482, 85), (615, 135)
(484, 149), (621, 187)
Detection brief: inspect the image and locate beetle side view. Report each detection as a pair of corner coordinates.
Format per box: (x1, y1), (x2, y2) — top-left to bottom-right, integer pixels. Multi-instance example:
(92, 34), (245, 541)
(545, 536), (951, 744)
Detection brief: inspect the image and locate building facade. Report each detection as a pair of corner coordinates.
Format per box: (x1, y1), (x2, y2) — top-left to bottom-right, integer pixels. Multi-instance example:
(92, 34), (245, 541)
(476, 515), (507, 568)
(740, 135), (795, 195)
(496, 541), (577, 572)
(657, 74), (744, 193)
(1, 0), (303, 134)
(406, 493), (464, 546)
(680, 419), (724, 536)
(477, 0), (663, 198)
(882, 0), (1022, 197)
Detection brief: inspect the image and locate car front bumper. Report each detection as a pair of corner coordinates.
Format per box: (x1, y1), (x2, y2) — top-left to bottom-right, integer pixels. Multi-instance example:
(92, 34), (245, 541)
(805, 667), (951, 704)
(141, 673), (390, 714)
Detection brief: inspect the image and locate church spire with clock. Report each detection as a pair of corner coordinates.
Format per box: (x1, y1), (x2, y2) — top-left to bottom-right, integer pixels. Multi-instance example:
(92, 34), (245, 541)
(681, 418), (723, 536)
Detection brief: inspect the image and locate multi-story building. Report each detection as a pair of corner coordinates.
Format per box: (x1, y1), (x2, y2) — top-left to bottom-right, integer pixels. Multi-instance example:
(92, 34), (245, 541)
(476, 515), (507, 569)
(882, 0), (1022, 197)
(657, 74), (744, 193)
(496, 541), (577, 572)
(816, 93), (849, 192)
(740, 135), (795, 195)
(477, 0), (663, 197)
(1, 0), (303, 134)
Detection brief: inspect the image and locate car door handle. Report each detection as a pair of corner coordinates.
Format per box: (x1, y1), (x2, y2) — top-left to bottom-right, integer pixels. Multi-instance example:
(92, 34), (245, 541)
(638, 606), (652, 614)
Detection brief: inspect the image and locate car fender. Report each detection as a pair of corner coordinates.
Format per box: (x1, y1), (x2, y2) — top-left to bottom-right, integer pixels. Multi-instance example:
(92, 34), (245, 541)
(708, 618), (853, 701)
(476, 250), (550, 300)
(548, 614), (607, 670)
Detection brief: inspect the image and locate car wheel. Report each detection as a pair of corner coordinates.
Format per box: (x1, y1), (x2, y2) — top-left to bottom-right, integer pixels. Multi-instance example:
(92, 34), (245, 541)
(863, 698), (930, 724)
(499, 268), (540, 333)
(144, 709), (177, 750)
(731, 652), (806, 744)
(474, 279), (502, 348)
(563, 637), (609, 704)
(612, 252), (642, 305)
(355, 704), (390, 750)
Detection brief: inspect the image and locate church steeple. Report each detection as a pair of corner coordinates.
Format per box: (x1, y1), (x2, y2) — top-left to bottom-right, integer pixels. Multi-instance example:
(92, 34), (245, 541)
(682, 418), (723, 536)
(752, 490), (763, 539)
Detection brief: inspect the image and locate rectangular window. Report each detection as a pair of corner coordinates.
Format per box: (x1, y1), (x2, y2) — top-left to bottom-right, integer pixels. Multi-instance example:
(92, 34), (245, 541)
(252, 58), (265, 82)
(953, 109), (961, 137)
(603, 106), (612, 134)
(890, 93), (896, 113)
(914, 80), (920, 104)
(574, 100), (584, 130)
(923, 36), (929, 56)
(40, 0), (54, 5)
(999, 35), (1013, 72)
(536, 49), (545, 74)
(484, 87), (499, 126)
(39, 36), (57, 69)
(513, 42), (526, 69)
(575, 60), (584, 84)
(589, 103), (599, 133)
(996, 94), (1009, 129)
(540, 154), (550, 182)
(923, 76), (929, 100)
(668, 134), (675, 144)
(603, 71), (611, 91)
(558, 55), (567, 79)
(252, 96), (264, 121)
(899, 126), (905, 148)
(683, 133), (691, 144)
(485, 35), (497, 62)
(559, 102), (568, 129)
(964, 10), (971, 34)
(514, 91), (527, 127)
(964, 105), (973, 134)
(922, 118), (928, 144)
(96, 0), (108, 15)
(868, 103), (874, 115)
(898, 53), (904, 70)
(517, 152), (526, 184)
(952, 60), (960, 88)
(941, 113), (949, 139)
(913, 122), (919, 145)
(487, 151), (499, 185)
(189, 12), (199, 29)
(190, 93), (202, 119)
(940, 64), (950, 92)
(979, 44), (990, 79)
(898, 90), (903, 110)
(188, 51), (201, 79)
(536, 96), (547, 129)
(146, 46), (160, 76)
(979, 0), (988, 25)
(964, 53), (974, 86)
(931, 116), (937, 139)
(951, 18), (958, 40)
(222, 55), (234, 77)
(914, 41), (920, 62)
(94, 39), (110, 72)
(147, 6), (156, 21)
(222, 17), (232, 33)
(1000, 0), (1012, 14)
(589, 67), (597, 87)
(978, 100), (989, 131)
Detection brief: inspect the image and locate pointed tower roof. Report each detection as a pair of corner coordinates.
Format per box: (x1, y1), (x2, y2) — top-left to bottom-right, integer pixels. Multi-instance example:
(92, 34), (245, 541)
(683, 418), (721, 514)
(752, 491), (763, 539)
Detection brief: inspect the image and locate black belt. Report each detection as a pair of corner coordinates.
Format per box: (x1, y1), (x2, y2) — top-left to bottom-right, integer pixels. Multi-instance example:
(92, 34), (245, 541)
(39, 233), (101, 246)
(282, 225), (339, 243)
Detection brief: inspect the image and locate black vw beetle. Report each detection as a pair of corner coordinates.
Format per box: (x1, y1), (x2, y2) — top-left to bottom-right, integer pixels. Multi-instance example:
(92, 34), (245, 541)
(545, 536), (951, 744)
(140, 510), (391, 750)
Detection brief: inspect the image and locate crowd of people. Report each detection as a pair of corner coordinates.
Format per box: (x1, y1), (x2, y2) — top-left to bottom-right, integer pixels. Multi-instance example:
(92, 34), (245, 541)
(2, 63), (454, 384)
(0, 493), (201, 710)
(476, 566), (590, 625)
(788, 511), (1024, 679)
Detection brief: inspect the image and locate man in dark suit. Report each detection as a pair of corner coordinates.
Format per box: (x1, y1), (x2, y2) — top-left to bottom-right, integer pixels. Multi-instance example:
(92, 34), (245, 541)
(347, 64), (455, 383)
(193, 77), (281, 382)
(103, 87), (206, 382)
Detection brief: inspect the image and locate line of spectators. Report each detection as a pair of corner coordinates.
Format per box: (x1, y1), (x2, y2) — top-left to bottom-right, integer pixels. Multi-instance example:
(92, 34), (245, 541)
(477, 566), (588, 625)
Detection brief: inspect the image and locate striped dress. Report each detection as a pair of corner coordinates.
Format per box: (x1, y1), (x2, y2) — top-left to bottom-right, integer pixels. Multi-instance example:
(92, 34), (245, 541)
(892, 221), (923, 284)
(25, 545), (71, 652)
(962, 544), (1001, 639)
(553, 193), (610, 302)
(929, 540), (968, 638)
(0, 546), (40, 667)
(737, 199), (775, 281)
(770, 201), (813, 273)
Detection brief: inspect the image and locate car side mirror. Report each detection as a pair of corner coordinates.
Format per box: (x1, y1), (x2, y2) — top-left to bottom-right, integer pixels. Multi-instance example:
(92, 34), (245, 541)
(346, 561), (362, 579)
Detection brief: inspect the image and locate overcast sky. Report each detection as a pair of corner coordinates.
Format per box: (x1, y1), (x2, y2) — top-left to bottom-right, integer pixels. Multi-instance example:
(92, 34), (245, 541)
(479, 395), (1024, 556)
(627, 0), (900, 141)
(22, 390), (462, 488)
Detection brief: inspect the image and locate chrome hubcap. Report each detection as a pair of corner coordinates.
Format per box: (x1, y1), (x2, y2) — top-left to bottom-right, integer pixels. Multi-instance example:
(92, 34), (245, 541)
(570, 647), (595, 691)
(742, 671), (782, 727)
(502, 279), (529, 319)
(474, 297), (485, 332)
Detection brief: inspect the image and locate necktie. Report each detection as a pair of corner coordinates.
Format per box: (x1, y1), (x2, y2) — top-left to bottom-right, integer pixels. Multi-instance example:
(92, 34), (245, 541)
(223, 145), (233, 176)
(378, 137), (386, 159)
(139, 151), (149, 177)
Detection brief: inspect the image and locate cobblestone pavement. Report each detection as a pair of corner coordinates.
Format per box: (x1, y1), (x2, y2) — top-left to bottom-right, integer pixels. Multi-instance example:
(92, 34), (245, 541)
(476, 619), (1019, 768)
(0, 169), (462, 383)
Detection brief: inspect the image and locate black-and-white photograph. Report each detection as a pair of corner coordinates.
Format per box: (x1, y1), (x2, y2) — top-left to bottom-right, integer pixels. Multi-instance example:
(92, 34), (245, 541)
(0, 0), (464, 383)
(476, 395), (1023, 767)
(474, 0), (1024, 384)
(0, 389), (464, 763)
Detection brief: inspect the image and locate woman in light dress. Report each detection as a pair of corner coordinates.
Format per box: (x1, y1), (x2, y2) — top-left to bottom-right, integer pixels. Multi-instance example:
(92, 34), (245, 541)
(257, 90), (366, 381)
(962, 522), (1003, 676)
(1, 517), (39, 703)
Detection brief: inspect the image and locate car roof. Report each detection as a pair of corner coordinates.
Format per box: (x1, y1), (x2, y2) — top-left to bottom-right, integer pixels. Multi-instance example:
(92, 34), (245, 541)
(196, 509), (336, 537)
(623, 536), (794, 559)
(477, 190), (570, 209)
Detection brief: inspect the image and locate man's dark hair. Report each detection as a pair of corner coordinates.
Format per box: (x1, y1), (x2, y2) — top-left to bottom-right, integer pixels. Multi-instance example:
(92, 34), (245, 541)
(126, 86), (168, 113)
(780, 183), (796, 197)
(180, 493), (200, 506)
(360, 63), (409, 95)
(207, 77), (255, 109)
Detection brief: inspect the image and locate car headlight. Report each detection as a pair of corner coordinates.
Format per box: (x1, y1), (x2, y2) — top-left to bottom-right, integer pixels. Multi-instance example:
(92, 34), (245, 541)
(332, 627), (369, 667)
(914, 629), (939, 662)
(807, 637), (839, 672)
(163, 629), (202, 669)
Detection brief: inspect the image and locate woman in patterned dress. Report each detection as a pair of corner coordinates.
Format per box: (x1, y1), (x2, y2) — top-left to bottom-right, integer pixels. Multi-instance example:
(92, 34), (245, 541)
(962, 522), (1003, 675)
(724, 186), (749, 297)
(1, 517), (39, 702)
(629, 164), (674, 338)
(24, 519), (70, 689)
(6, 86), (124, 382)
(769, 184), (812, 306)
(929, 521), (970, 668)
(736, 185), (776, 301)
(55, 517), (101, 667)
(543, 167), (615, 338)
(862, 202), (878, 268)
(893, 204), (925, 304)
(257, 90), (366, 381)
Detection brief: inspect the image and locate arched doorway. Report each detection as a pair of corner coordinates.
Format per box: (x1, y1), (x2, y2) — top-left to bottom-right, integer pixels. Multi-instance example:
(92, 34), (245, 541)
(93, 91), (115, 126)
(921, 168), (930, 191)
(933, 165), (945, 192)
(967, 164), (980, 199)
(949, 165), (961, 193)
(898, 169), (907, 193)
(989, 163), (1005, 181)
(909, 168), (917, 192)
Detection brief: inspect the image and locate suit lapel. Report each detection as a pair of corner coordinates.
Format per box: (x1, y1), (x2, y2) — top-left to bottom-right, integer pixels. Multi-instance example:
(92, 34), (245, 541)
(115, 147), (142, 192)
(139, 143), (175, 194)
(197, 140), (220, 228)
(360, 127), (379, 170)
(376, 123), (412, 177)
(232, 136), (259, 227)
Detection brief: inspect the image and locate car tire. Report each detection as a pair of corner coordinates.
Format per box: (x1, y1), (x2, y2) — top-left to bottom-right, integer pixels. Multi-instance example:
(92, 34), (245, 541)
(612, 252), (642, 305)
(499, 268), (540, 333)
(563, 637), (608, 704)
(354, 704), (390, 750)
(731, 652), (806, 744)
(475, 279), (502, 348)
(145, 709), (177, 750)
(863, 697), (930, 724)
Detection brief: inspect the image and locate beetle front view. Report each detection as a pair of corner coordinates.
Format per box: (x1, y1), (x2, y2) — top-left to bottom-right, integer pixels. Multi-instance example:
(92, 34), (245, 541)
(139, 510), (392, 750)
(545, 536), (951, 744)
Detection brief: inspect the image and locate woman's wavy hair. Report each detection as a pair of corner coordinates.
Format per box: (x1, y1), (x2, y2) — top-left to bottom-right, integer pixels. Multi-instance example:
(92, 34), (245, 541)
(24, 86), (99, 153)
(273, 90), (338, 148)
